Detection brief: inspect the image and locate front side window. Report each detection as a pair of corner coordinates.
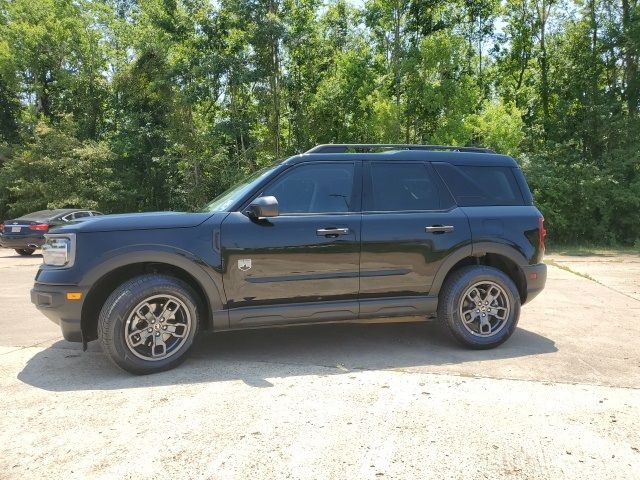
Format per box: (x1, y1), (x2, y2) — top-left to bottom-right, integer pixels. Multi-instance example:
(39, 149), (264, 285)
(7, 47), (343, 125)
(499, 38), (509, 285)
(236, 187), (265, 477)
(367, 162), (441, 212)
(202, 165), (279, 213)
(261, 163), (355, 214)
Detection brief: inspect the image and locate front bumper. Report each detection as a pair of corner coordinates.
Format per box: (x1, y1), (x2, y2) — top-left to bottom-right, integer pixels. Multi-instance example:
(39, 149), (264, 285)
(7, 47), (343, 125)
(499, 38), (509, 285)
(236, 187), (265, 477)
(521, 263), (547, 304)
(31, 283), (88, 343)
(0, 233), (45, 249)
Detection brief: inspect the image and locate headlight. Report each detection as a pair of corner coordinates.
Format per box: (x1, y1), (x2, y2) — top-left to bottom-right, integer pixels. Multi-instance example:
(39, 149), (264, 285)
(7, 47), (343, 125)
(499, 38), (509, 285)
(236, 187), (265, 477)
(42, 234), (76, 267)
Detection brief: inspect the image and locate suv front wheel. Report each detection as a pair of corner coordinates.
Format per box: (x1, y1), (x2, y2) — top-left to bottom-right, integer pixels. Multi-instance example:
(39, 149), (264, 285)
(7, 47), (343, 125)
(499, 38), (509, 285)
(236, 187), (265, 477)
(98, 274), (201, 374)
(437, 266), (521, 349)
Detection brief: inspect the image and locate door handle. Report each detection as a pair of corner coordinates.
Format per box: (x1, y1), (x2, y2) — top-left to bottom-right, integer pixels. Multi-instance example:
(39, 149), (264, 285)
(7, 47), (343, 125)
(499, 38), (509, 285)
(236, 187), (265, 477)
(317, 227), (350, 236)
(425, 225), (455, 234)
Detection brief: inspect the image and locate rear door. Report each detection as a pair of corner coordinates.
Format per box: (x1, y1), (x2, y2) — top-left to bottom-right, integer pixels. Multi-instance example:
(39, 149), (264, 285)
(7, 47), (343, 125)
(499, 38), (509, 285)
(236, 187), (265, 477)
(220, 161), (362, 327)
(359, 161), (471, 317)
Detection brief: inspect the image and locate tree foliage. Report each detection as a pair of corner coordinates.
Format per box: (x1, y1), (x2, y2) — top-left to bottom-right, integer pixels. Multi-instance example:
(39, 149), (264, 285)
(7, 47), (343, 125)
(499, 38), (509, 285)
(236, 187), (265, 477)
(0, 0), (638, 245)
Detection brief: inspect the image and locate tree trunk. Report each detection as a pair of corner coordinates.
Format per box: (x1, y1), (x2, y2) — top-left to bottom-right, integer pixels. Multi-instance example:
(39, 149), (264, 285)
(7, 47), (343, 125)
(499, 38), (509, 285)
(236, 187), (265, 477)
(622, 0), (639, 115)
(269, 0), (281, 157)
(535, 0), (551, 134)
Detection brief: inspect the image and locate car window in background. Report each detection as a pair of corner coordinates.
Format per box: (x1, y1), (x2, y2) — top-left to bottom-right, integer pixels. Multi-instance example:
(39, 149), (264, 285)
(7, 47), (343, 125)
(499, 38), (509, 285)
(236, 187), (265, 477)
(262, 163), (355, 214)
(201, 165), (278, 213)
(434, 163), (524, 206)
(74, 212), (91, 219)
(368, 163), (441, 211)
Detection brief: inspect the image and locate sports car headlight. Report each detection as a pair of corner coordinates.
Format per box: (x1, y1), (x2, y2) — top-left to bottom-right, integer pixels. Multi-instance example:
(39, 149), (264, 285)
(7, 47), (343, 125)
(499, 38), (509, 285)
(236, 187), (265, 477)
(42, 234), (76, 267)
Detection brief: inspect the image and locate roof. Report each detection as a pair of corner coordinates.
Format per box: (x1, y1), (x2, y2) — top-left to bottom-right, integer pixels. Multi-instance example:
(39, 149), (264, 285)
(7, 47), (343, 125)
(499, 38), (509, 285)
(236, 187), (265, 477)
(283, 146), (518, 167)
(306, 144), (495, 154)
(15, 209), (86, 221)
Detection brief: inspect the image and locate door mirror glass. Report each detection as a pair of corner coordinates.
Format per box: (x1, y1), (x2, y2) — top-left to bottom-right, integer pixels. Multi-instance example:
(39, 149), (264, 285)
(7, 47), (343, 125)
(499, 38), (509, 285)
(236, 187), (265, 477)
(247, 196), (279, 219)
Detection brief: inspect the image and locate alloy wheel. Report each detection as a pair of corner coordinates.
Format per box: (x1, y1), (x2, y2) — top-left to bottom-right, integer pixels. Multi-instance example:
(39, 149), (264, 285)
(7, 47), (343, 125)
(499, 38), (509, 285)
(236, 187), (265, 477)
(458, 281), (511, 337)
(124, 294), (192, 361)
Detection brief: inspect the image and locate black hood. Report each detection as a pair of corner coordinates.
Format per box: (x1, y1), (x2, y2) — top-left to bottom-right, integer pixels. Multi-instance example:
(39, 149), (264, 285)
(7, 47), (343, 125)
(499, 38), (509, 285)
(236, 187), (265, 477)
(50, 212), (216, 233)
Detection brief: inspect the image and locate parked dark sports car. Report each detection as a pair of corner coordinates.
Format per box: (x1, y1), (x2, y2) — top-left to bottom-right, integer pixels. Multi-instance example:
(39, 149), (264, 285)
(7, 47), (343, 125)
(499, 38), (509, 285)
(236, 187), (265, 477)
(0, 209), (103, 256)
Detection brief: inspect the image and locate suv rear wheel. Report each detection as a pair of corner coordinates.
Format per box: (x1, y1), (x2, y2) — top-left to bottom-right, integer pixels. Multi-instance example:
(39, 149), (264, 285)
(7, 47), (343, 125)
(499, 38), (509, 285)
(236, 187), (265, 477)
(15, 248), (35, 256)
(98, 274), (201, 374)
(437, 265), (520, 349)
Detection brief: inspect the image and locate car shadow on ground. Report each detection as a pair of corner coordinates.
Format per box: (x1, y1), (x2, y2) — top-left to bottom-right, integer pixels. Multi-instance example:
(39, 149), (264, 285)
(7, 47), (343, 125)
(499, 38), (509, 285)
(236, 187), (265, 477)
(17, 321), (556, 392)
(0, 251), (42, 259)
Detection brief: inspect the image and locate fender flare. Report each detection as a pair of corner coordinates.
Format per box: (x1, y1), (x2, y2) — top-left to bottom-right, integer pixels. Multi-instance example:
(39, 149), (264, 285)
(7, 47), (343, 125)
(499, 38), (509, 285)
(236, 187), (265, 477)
(80, 244), (225, 316)
(429, 244), (473, 295)
(472, 241), (529, 267)
(430, 242), (528, 295)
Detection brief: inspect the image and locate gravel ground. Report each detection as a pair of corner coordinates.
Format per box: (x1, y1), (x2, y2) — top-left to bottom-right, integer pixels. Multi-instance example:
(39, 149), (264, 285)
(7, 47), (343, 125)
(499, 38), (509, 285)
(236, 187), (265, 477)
(1, 250), (639, 479)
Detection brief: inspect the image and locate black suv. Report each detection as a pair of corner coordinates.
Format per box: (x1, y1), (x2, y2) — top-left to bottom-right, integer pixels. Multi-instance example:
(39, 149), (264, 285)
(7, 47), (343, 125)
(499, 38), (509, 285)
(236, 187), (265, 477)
(31, 144), (547, 374)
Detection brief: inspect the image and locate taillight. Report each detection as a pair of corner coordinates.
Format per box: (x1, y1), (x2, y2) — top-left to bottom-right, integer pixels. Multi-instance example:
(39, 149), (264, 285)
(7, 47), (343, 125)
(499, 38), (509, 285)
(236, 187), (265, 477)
(538, 217), (547, 252)
(30, 223), (50, 231)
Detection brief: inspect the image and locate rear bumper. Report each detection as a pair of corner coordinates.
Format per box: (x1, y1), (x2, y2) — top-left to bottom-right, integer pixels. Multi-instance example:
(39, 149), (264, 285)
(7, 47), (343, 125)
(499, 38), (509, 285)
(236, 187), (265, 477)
(0, 233), (45, 249)
(31, 283), (87, 343)
(521, 263), (547, 304)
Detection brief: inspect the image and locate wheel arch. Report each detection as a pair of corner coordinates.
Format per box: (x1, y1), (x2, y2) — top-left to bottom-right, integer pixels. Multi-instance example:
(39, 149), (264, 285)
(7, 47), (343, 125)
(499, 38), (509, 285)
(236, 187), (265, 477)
(80, 249), (225, 344)
(431, 243), (528, 304)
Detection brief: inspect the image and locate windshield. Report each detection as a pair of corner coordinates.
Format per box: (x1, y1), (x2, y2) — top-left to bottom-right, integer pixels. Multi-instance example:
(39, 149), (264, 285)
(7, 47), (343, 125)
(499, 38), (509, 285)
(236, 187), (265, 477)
(201, 165), (278, 212)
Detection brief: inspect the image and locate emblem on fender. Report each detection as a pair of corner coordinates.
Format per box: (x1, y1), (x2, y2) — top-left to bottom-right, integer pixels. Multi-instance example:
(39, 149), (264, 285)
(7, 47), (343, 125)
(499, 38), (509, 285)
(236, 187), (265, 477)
(238, 259), (252, 271)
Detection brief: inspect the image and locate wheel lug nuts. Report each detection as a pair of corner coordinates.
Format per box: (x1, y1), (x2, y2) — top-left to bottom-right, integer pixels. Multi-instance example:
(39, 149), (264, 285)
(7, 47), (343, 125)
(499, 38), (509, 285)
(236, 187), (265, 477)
(147, 328), (152, 333)
(155, 332), (160, 336)
(162, 325), (167, 330)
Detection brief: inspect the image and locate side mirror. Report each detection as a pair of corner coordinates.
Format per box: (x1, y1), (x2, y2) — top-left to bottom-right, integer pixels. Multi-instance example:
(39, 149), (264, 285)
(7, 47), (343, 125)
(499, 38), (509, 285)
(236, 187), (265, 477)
(246, 196), (279, 219)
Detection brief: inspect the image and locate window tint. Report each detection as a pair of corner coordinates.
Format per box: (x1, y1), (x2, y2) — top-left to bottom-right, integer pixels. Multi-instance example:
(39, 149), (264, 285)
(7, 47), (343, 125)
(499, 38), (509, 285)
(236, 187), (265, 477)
(262, 163), (355, 214)
(368, 163), (441, 211)
(434, 163), (524, 206)
(74, 211), (91, 218)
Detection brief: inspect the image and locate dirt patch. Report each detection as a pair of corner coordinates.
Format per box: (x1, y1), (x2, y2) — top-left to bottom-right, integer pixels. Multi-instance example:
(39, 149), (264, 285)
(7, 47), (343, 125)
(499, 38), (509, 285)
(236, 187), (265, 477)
(547, 253), (640, 301)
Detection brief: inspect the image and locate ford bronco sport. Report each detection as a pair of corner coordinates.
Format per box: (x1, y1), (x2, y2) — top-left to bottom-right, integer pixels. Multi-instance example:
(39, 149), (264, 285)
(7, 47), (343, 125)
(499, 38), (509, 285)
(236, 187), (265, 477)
(31, 144), (547, 374)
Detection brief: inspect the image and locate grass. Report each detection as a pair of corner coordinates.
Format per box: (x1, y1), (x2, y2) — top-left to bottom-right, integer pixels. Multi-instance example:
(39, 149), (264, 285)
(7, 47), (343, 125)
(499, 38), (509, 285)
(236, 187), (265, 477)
(546, 244), (640, 256)
(544, 258), (597, 282)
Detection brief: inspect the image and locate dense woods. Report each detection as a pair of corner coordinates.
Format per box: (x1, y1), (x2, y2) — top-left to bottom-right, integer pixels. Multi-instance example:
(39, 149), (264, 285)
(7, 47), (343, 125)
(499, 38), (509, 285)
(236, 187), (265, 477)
(0, 0), (638, 245)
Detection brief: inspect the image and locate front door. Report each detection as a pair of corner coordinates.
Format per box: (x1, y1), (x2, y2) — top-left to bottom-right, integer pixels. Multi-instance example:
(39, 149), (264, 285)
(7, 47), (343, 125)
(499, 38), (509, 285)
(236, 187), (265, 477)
(359, 161), (471, 318)
(220, 161), (362, 328)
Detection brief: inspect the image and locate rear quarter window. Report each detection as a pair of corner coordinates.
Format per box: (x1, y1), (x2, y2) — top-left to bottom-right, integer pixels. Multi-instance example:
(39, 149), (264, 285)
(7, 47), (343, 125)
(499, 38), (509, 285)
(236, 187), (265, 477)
(433, 163), (525, 206)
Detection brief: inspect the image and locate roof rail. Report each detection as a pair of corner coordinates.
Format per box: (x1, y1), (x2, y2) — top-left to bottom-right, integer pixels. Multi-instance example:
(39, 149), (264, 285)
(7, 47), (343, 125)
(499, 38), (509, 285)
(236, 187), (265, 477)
(305, 144), (495, 154)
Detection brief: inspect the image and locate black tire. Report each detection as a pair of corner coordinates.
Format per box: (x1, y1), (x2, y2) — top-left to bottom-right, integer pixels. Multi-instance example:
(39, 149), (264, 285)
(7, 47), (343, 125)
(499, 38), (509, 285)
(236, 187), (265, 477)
(437, 265), (521, 349)
(98, 274), (201, 374)
(15, 248), (35, 256)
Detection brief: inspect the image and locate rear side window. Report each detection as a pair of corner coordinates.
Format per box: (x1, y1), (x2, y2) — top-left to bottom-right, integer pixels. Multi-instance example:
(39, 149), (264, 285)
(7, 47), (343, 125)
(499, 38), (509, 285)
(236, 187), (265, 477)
(434, 163), (524, 206)
(367, 163), (442, 211)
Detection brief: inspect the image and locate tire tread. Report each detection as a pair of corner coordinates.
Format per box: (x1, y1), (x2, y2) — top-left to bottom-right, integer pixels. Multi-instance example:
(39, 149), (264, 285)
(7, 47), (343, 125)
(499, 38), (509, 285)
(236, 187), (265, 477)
(98, 274), (200, 374)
